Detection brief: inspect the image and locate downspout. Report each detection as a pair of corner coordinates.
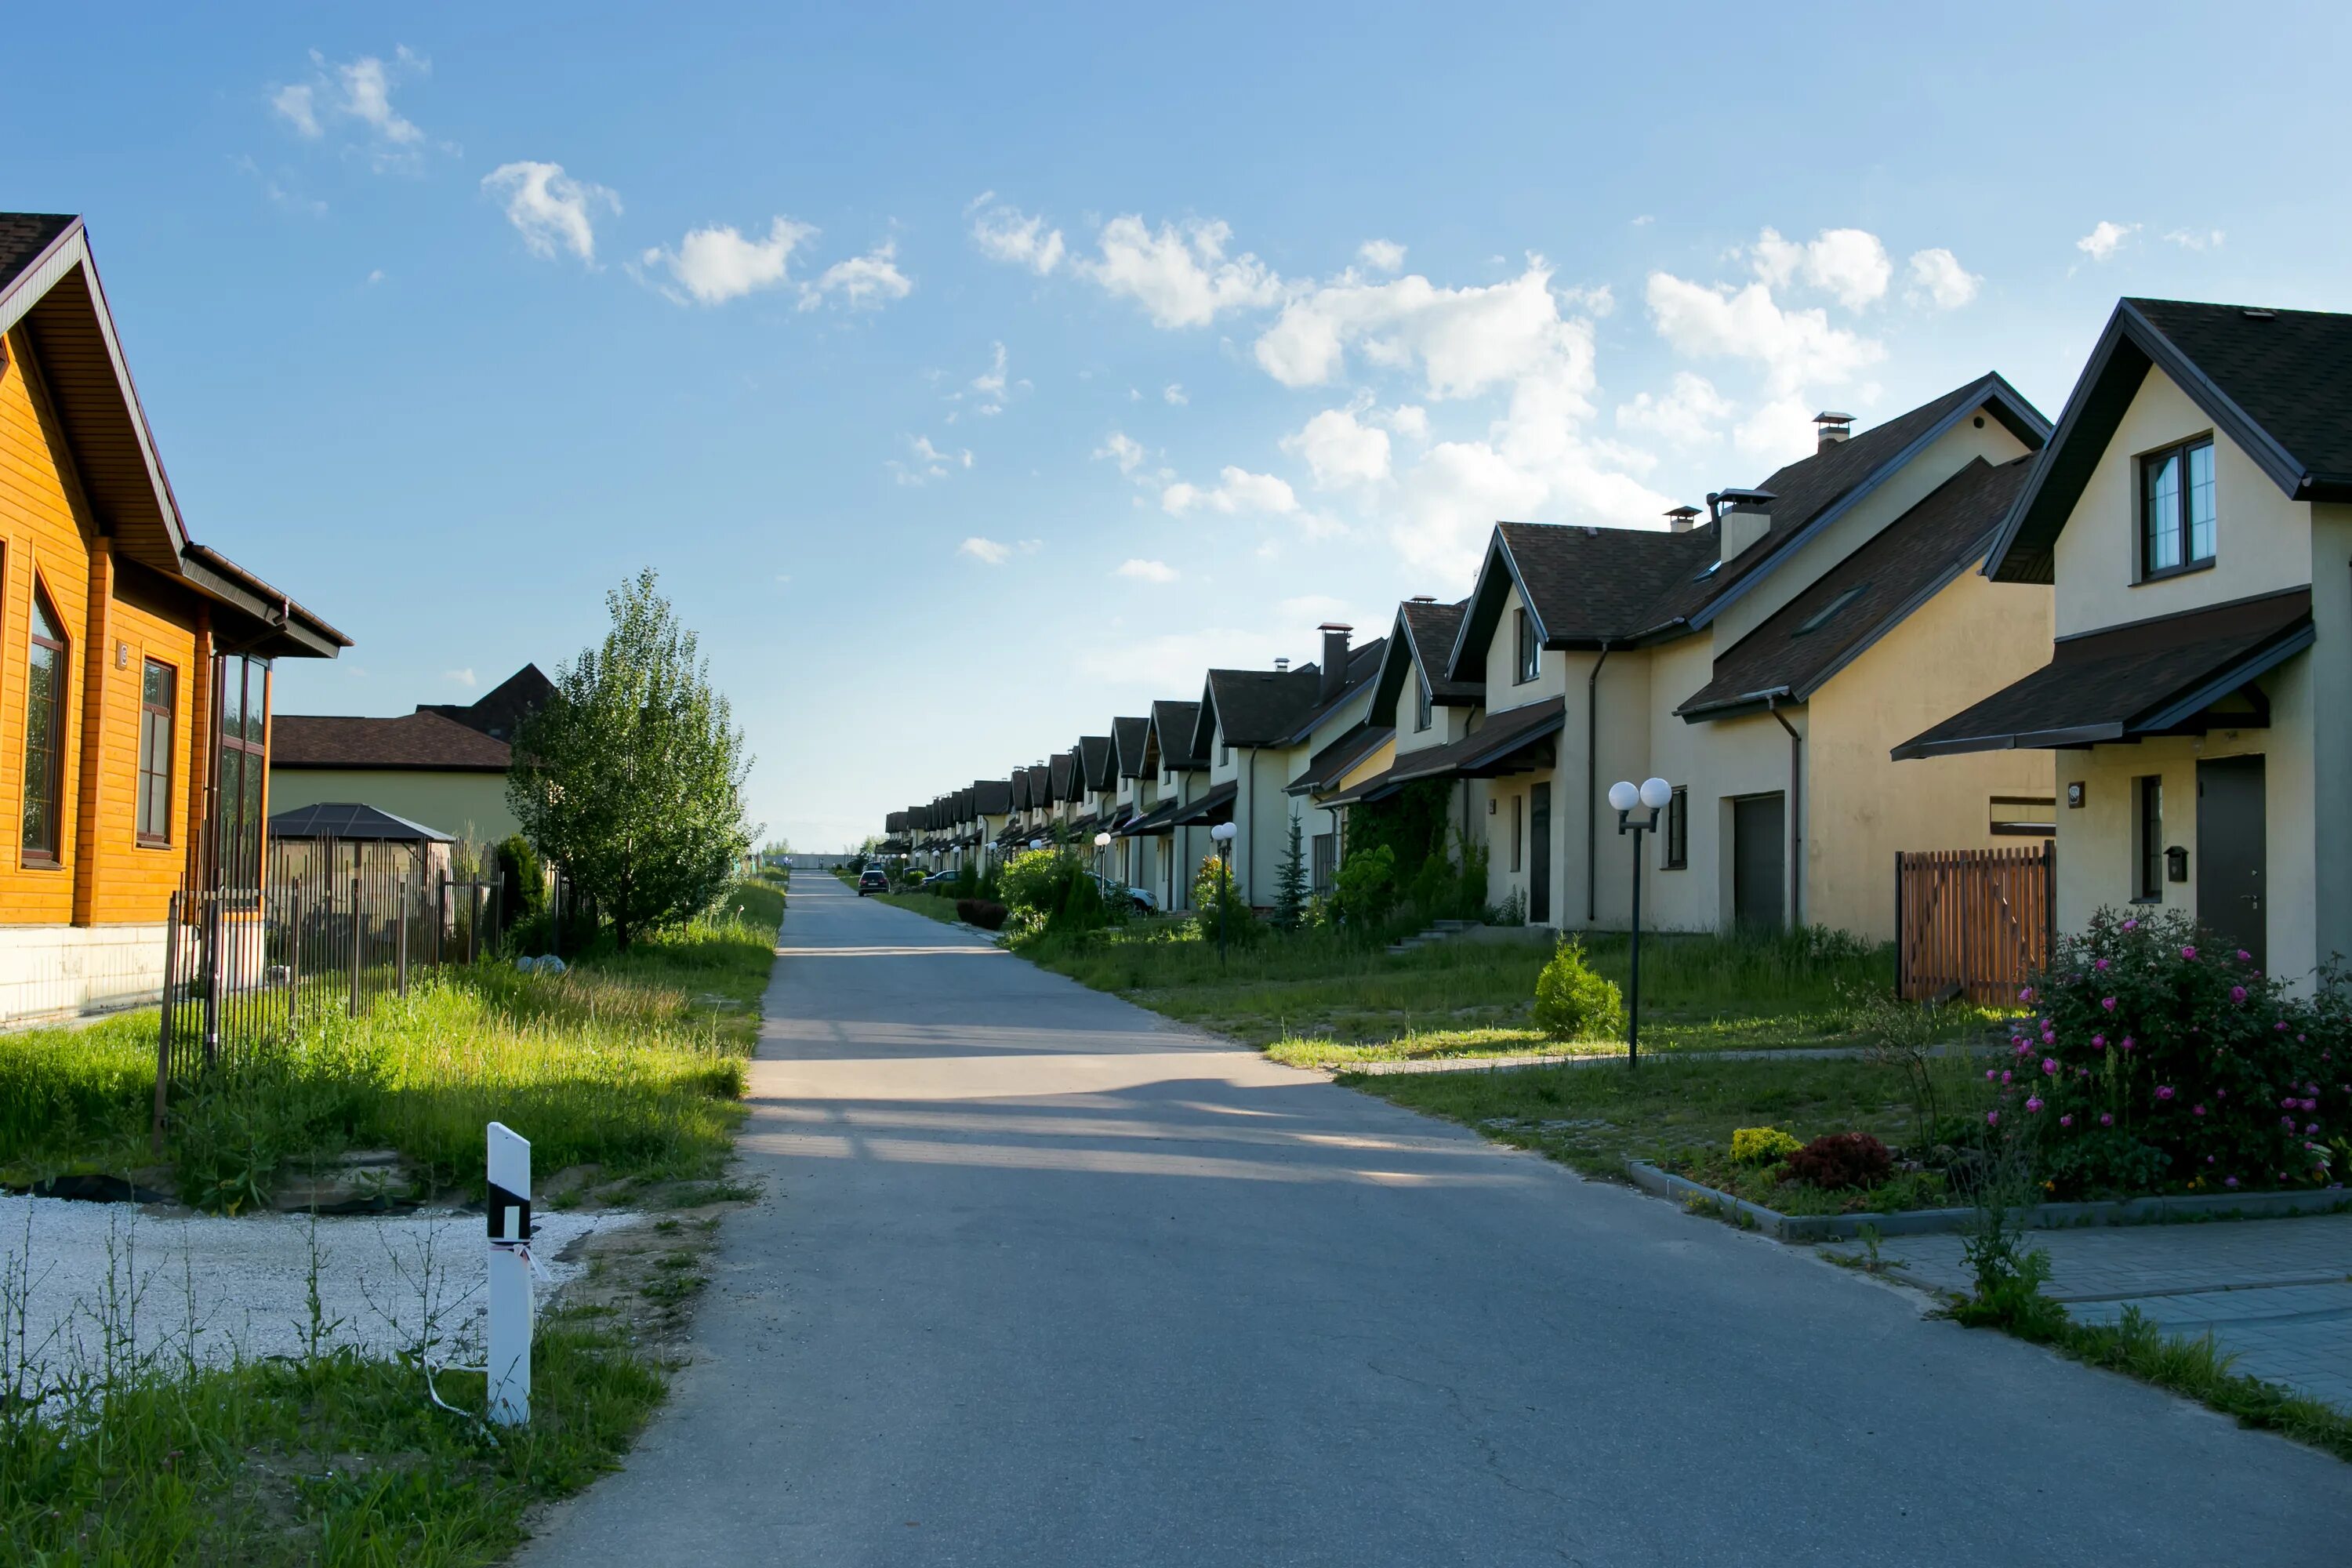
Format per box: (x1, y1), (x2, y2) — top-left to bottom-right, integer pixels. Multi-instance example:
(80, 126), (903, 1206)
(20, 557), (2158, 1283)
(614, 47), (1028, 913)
(1585, 642), (1612, 924)
(1766, 694), (1803, 929)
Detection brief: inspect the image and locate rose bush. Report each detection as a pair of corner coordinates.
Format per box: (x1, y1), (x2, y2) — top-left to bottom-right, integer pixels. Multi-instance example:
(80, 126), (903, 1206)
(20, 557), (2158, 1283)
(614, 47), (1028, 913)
(2002, 908), (2345, 1197)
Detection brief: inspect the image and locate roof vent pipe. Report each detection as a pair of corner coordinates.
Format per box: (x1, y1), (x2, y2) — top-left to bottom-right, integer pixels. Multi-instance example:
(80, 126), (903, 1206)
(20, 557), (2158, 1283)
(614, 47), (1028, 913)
(1318, 622), (1352, 703)
(1813, 411), (1854, 451)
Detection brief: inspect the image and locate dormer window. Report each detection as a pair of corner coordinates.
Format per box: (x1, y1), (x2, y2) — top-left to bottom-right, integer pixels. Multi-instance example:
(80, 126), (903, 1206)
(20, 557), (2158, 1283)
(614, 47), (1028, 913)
(2140, 437), (2216, 580)
(1513, 608), (1538, 684)
(1414, 681), (1432, 732)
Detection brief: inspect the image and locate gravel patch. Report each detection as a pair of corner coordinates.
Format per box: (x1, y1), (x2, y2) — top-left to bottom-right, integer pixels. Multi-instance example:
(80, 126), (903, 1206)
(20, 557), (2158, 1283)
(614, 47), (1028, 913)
(0, 1195), (643, 1385)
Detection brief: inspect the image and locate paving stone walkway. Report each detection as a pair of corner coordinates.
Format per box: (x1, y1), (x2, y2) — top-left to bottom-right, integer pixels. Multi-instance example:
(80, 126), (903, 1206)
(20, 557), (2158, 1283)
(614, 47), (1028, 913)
(1824, 1213), (2352, 1410)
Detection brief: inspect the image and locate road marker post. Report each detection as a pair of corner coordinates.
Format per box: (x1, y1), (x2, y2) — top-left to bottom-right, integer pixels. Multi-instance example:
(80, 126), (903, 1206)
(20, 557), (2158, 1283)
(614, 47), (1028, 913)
(486, 1121), (532, 1425)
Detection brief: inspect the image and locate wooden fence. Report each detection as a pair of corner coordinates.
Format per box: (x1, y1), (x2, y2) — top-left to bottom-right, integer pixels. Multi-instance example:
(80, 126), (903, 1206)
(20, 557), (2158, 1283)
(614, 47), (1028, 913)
(1895, 843), (2055, 1004)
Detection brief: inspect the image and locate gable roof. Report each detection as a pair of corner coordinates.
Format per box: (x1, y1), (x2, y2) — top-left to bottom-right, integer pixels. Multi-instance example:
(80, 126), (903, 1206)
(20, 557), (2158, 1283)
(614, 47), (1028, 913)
(1371, 598), (1481, 722)
(973, 778), (1012, 815)
(1986, 298), (2352, 584)
(1279, 637), (1387, 746)
(1451, 375), (2049, 676)
(416, 664), (554, 742)
(1024, 762), (1051, 808)
(1678, 456), (2036, 721)
(0, 213), (346, 659)
(1196, 667), (1323, 753)
(1111, 716), (1151, 778)
(272, 710), (512, 772)
(1148, 699), (1205, 771)
(1079, 734), (1116, 792)
(1048, 750), (1077, 802)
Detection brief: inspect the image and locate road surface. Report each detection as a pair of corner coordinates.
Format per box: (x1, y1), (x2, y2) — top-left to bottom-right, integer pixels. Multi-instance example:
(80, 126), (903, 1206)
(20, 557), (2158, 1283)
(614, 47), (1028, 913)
(521, 873), (2351, 1566)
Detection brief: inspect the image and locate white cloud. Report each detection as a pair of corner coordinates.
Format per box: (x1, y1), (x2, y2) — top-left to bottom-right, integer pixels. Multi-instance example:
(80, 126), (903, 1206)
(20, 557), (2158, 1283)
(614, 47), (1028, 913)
(1283, 407), (1392, 490)
(968, 194), (1065, 274)
(1906, 247), (1980, 310)
(2165, 227), (2226, 251)
(1751, 227), (1890, 310)
(1357, 238), (1406, 274)
(1163, 383), (1188, 406)
(1615, 371), (1733, 445)
(1115, 558), (1179, 583)
(800, 241), (913, 311)
(1081, 215), (1283, 328)
(270, 84), (320, 138)
(1161, 466), (1299, 517)
(444, 667), (477, 688)
(1733, 396), (1820, 460)
(1381, 404), (1429, 441)
(1094, 431), (1145, 474)
(1643, 270), (1884, 393)
(970, 342), (1008, 415)
(641, 217), (815, 305)
(2076, 220), (2137, 263)
(896, 435), (973, 485)
(365, 268), (384, 284)
(271, 48), (437, 169)
(481, 162), (619, 263)
(1254, 257), (1596, 401)
(959, 537), (1012, 565)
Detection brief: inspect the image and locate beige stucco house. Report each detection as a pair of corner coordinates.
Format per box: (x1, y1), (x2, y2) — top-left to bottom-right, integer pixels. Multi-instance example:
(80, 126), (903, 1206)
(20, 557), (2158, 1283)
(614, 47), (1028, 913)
(1900, 298), (2352, 983)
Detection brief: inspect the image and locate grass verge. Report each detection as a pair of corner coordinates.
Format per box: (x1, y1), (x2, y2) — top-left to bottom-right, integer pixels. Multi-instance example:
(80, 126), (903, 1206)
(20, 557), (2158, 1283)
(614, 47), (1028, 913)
(871, 891), (964, 926)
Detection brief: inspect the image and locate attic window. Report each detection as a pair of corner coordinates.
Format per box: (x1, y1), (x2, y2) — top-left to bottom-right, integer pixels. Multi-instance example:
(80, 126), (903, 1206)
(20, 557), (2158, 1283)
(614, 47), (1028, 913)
(1794, 584), (1868, 636)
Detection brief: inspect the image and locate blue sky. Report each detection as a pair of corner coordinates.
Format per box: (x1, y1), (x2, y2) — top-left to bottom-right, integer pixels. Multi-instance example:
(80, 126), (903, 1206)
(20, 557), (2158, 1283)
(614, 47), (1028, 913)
(10, 2), (2348, 848)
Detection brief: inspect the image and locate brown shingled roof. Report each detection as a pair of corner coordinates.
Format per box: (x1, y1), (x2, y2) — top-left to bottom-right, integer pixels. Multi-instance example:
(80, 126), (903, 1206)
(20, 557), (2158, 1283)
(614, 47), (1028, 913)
(272, 710), (511, 771)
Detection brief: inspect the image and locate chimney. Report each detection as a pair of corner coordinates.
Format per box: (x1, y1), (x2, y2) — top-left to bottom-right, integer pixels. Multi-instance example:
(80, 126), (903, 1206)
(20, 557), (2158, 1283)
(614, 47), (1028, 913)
(1711, 488), (1777, 561)
(1409, 594), (1437, 602)
(1274, 657), (1290, 673)
(1318, 622), (1352, 703)
(1813, 411), (1854, 452)
(1664, 505), (1702, 535)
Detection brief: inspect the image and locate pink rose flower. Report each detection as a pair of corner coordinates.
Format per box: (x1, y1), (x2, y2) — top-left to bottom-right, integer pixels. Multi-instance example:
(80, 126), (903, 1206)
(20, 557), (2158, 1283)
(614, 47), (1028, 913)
(2225, 1176), (2239, 1188)
(2237, 949), (2251, 962)
(2192, 1104), (2207, 1117)
(2230, 985), (2249, 1004)
(1987, 1111), (2000, 1127)
(2042, 1058), (2058, 1076)
(2060, 1114), (2074, 1127)
(2102, 996), (2118, 1011)
(2155, 1085), (2175, 1100)
(2001, 1070), (2013, 1084)
(2027, 1097), (2045, 1112)
(2181, 946), (2197, 960)
(2095, 958), (2111, 971)
(2100, 1113), (2114, 1127)
(2122, 918), (2139, 931)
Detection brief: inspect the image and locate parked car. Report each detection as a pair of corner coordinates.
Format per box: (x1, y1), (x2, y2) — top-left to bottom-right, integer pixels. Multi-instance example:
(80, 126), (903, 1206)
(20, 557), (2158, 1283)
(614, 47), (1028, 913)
(920, 870), (958, 889)
(858, 867), (889, 895)
(1086, 872), (1158, 914)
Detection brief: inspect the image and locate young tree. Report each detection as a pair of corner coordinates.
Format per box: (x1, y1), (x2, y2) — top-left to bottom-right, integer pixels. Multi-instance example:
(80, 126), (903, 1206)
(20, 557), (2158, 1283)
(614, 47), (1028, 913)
(1271, 811), (1308, 932)
(508, 568), (757, 948)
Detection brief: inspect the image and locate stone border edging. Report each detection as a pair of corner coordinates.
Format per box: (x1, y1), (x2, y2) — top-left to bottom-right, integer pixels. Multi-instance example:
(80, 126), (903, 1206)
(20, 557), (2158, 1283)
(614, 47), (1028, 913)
(1622, 1160), (2352, 1243)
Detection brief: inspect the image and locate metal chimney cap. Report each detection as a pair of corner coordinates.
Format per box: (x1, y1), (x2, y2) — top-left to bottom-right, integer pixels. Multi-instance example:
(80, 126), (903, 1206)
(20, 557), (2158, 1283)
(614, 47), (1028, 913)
(1813, 411), (1855, 425)
(1664, 505), (1702, 520)
(1316, 622), (1353, 632)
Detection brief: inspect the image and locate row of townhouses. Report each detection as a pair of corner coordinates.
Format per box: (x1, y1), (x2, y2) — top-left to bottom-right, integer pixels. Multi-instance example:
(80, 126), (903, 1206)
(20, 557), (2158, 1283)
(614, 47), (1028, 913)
(891, 296), (2350, 979)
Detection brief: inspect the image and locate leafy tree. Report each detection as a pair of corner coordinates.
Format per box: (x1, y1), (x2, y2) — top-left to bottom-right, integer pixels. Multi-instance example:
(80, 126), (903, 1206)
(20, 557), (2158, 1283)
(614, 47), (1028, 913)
(1331, 844), (1398, 931)
(1272, 811), (1308, 932)
(507, 568), (757, 949)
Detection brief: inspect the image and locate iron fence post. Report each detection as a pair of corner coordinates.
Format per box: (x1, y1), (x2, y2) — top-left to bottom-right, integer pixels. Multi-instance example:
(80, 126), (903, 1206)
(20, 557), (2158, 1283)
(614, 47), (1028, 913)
(437, 873), (449, 968)
(154, 891), (179, 1152)
(349, 873), (363, 1018)
(397, 873), (409, 996)
(289, 877), (304, 1032)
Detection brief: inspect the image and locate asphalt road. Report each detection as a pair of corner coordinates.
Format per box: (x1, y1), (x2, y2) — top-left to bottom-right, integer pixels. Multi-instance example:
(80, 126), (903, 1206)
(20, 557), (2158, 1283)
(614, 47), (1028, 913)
(520, 875), (2352, 1566)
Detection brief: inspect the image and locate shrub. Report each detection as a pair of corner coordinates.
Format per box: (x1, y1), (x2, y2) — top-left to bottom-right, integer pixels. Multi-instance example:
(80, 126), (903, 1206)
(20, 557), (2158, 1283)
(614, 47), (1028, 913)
(2013, 907), (2346, 1197)
(956, 898), (1008, 931)
(1784, 1131), (1893, 1190)
(1331, 844), (1398, 930)
(1730, 1126), (1803, 1163)
(1000, 848), (1081, 919)
(1531, 937), (1625, 1041)
(1192, 854), (1258, 946)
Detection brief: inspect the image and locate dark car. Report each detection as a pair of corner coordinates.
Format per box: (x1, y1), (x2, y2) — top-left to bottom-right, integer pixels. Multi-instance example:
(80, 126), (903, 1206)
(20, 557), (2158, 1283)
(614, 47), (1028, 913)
(857, 867), (889, 895)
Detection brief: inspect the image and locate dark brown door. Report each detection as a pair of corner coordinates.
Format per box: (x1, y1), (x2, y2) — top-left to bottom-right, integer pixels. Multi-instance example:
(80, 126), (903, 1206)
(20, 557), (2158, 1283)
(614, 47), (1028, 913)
(1734, 793), (1786, 931)
(2197, 756), (2266, 972)
(1529, 782), (1551, 925)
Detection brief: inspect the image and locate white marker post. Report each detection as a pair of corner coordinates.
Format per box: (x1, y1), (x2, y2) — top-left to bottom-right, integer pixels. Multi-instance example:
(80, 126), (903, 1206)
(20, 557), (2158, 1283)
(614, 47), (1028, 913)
(485, 1121), (532, 1425)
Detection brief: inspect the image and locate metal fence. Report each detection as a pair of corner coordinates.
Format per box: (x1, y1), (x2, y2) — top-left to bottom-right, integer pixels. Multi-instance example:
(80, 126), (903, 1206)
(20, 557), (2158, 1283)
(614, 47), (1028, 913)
(155, 834), (502, 1130)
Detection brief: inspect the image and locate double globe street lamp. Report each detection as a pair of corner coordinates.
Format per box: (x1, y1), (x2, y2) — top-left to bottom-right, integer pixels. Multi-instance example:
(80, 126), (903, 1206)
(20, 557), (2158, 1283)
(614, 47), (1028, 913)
(1607, 776), (1674, 1068)
(1208, 820), (1240, 964)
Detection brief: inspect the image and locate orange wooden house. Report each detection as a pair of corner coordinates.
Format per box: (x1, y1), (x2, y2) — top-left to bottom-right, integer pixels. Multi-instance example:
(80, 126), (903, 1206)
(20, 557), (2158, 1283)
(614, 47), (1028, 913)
(0, 214), (345, 1025)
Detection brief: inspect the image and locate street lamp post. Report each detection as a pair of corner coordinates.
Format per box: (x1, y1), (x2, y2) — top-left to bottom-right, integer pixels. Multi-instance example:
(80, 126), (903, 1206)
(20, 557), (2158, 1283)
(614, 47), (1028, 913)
(1094, 830), (1113, 907)
(1209, 821), (1239, 966)
(1608, 776), (1674, 1068)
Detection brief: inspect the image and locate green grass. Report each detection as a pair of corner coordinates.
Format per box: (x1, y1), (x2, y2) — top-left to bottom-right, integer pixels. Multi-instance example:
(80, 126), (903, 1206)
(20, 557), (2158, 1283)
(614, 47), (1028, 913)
(0, 1309), (665, 1564)
(1023, 920), (1984, 1059)
(0, 885), (785, 1203)
(873, 891), (964, 925)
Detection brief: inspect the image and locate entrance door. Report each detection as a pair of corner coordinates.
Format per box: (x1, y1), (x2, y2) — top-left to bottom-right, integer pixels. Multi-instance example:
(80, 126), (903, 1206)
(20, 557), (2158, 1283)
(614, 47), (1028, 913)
(2197, 756), (2266, 972)
(1733, 793), (1786, 930)
(1529, 782), (1552, 925)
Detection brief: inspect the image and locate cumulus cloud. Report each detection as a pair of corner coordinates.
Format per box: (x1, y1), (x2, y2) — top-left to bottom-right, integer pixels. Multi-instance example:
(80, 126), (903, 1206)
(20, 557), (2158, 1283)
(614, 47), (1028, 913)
(2076, 220), (2137, 263)
(1283, 407), (1392, 490)
(641, 217), (814, 305)
(1094, 431), (1146, 474)
(800, 241), (913, 311)
(1161, 466), (1299, 516)
(481, 162), (619, 263)
(1357, 238), (1406, 274)
(1115, 558), (1179, 583)
(1254, 257), (1596, 401)
(1751, 227), (1890, 310)
(1081, 215), (1283, 328)
(1615, 371), (1733, 445)
(1643, 270), (1884, 393)
(1163, 383), (1187, 406)
(270, 85), (320, 138)
(895, 435), (974, 486)
(443, 667), (477, 688)
(959, 537), (1012, 565)
(1381, 404), (1430, 441)
(2165, 227), (2226, 251)
(968, 194), (1065, 274)
(270, 48), (438, 169)
(1906, 247), (1980, 310)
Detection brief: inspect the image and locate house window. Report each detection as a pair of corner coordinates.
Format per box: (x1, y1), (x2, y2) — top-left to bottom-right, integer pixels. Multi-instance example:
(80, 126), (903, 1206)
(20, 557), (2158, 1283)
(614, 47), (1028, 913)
(1663, 786), (1687, 870)
(22, 583), (68, 865)
(1510, 793), (1524, 873)
(2134, 776), (2164, 902)
(1513, 608), (1539, 684)
(1310, 831), (1335, 894)
(1414, 681), (1432, 732)
(2140, 437), (2216, 579)
(137, 659), (176, 845)
(214, 655), (270, 893)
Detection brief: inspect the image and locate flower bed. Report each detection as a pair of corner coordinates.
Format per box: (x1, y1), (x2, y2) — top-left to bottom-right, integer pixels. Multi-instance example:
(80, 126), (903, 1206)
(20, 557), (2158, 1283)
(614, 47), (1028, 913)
(1657, 1145), (1951, 1217)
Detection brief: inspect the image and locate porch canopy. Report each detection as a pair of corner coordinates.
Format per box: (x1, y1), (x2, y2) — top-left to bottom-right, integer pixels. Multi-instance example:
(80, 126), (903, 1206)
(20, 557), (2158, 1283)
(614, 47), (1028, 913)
(1321, 695), (1565, 807)
(267, 802), (455, 843)
(1117, 796), (1186, 838)
(1893, 587), (2312, 759)
(1163, 779), (1238, 829)
(1285, 724), (1393, 797)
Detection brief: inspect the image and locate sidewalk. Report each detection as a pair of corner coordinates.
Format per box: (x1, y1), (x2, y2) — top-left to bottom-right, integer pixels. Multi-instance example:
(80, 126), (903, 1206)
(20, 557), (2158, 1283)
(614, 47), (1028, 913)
(1824, 1214), (2352, 1410)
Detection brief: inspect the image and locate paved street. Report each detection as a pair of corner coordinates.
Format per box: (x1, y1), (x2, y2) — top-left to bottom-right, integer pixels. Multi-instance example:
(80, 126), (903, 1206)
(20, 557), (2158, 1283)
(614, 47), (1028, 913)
(521, 876), (2352, 1566)
(1825, 1215), (2352, 1412)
